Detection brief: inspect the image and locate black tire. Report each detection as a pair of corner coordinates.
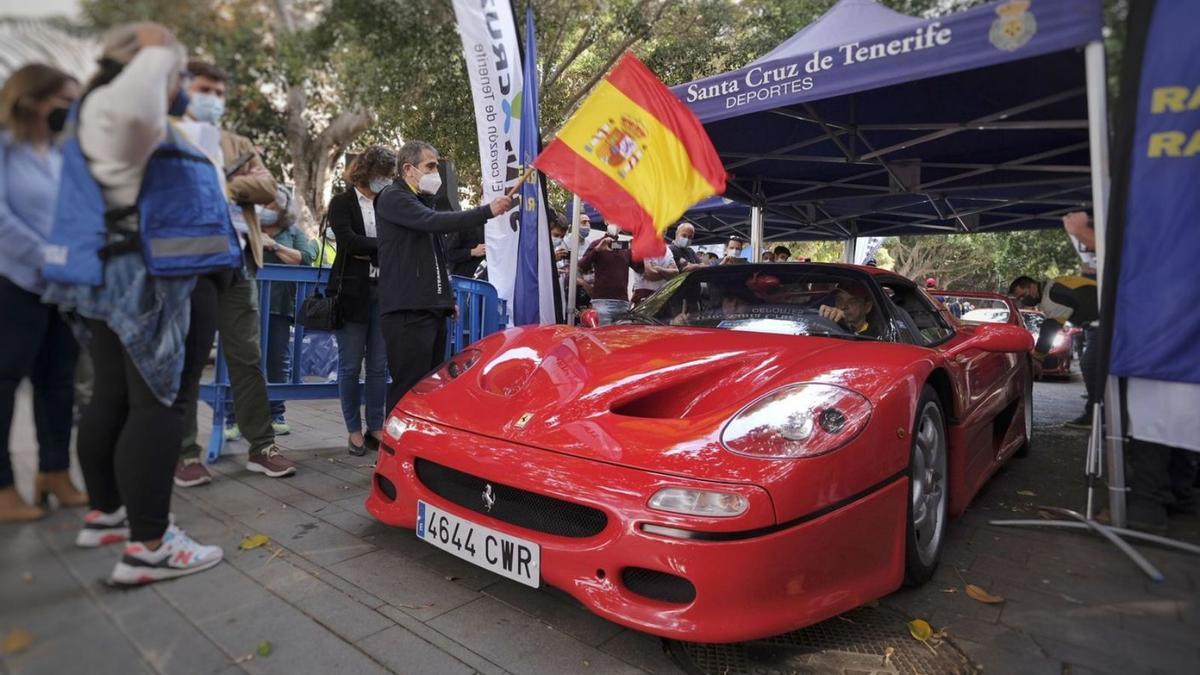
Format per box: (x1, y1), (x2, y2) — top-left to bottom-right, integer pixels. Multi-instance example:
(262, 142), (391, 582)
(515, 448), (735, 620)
(1015, 359), (1034, 458)
(903, 386), (949, 587)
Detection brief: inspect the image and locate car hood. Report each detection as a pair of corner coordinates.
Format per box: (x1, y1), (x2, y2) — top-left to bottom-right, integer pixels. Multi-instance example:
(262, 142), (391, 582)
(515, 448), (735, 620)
(399, 325), (929, 485)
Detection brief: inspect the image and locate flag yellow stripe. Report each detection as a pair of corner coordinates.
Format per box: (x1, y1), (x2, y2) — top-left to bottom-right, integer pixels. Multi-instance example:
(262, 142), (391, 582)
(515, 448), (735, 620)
(556, 80), (721, 232)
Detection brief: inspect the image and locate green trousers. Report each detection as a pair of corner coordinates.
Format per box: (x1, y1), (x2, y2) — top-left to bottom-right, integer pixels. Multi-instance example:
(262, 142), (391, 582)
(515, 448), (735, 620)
(180, 270), (275, 459)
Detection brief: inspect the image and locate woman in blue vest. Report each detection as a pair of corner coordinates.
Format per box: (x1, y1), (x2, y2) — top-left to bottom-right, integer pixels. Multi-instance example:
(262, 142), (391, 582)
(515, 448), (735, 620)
(41, 23), (240, 584)
(0, 64), (88, 522)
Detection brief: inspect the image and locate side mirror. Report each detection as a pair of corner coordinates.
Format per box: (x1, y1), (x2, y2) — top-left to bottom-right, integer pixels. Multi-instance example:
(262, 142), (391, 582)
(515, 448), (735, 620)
(953, 322), (1034, 354)
(579, 308), (600, 328)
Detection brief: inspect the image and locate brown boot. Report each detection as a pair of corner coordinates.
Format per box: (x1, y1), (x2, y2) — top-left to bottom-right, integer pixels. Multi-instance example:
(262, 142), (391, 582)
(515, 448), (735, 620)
(35, 471), (88, 508)
(0, 486), (45, 522)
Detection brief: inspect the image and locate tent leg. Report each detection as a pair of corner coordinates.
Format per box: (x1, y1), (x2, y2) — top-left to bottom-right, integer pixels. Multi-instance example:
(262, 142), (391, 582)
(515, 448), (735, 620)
(1083, 38), (1128, 529)
(566, 195), (582, 326)
(842, 237), (857, 264)
(749, 206), (763, 262)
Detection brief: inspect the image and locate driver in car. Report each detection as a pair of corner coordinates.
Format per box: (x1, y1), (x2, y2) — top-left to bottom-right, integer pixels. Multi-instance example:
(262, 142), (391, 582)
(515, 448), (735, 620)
(818, 286), (878, 336)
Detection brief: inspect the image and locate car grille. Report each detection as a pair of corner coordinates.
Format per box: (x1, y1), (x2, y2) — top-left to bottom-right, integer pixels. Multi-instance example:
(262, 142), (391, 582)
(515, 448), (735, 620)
(621, 567), (697, 604)
(414, 458), (608, 538)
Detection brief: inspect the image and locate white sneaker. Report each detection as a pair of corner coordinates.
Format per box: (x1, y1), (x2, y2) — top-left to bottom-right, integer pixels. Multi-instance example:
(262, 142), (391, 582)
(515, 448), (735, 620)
(76, 507), (130, 548)
(110, 525), (224, 585)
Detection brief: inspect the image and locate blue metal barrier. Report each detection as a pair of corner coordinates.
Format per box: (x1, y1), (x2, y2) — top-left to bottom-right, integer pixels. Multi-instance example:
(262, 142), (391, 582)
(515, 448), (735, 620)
(199, 265), (508, 462)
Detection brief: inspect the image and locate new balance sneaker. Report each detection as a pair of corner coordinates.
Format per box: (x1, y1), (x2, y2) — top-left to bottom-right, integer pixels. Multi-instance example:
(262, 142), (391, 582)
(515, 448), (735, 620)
(224, 423), (242, 441)
(76, 507), (130, 548)
(246, 445), (296, 478)
(110, 525), (223, 585)
(271, 416), (291, 436)
(174, 457), (213, 488)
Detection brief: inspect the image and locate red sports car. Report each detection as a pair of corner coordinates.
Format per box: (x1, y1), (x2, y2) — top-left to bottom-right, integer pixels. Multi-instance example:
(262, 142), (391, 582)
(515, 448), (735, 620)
(367, 264), (1033, 643)
(1019, 310), (1075, 379)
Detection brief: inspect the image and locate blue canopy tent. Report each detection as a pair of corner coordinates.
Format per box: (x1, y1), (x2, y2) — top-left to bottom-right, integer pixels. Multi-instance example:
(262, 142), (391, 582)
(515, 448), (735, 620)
(671, 0), (1109, 261)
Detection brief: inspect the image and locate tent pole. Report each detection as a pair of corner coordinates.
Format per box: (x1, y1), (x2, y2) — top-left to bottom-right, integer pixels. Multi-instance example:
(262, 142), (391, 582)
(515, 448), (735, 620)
(566, 195), (582, 326)
(843, 237), (857, 263)
(750, 205), (764, 262)
(1083, 39), (1126, 528)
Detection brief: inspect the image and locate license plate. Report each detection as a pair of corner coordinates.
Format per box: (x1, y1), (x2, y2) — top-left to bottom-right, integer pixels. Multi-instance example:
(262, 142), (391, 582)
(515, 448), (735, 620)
(416, 500), (540, 588)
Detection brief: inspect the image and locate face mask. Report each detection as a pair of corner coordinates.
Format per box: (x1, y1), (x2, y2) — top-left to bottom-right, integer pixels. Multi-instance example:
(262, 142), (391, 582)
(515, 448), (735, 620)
(418, 169), (442, 195)
(47, 107), (70, 133)
(674, 236), (690, 248)
(187, 92), (225, 124)
(256, 205), (279, 227)
(168, 89), (191, 117)
(726, 248), (742, 258)
(369, 177), (391, 194)
(578, 227), (590, 240)
(551, 237), (563, 248)
(606, 225), (620, 238)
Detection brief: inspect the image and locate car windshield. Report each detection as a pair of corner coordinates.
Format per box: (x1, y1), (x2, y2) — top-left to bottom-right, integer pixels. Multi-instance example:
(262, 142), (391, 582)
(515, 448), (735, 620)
(624, 265), (886, 340)
(935, 294), (1010, 323)
(1022, 311), (1044, 333)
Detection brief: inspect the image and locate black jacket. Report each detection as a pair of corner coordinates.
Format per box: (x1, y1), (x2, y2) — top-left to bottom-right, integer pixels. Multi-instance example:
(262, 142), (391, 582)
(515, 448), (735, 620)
(443, 224), (485, 277)
(375, 182), (492, 314)
(326, 189), (378, 324)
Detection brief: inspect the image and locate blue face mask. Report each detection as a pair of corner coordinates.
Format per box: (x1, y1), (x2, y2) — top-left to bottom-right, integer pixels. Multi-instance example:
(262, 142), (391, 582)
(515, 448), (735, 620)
(369, 177), (391, 194)
(168, 89), (191, 118)
(187, 92), (225, 124)
(256, 205), (280, 227)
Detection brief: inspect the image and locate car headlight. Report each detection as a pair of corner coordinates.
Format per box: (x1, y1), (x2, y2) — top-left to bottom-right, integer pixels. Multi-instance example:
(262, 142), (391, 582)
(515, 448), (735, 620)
(648, 488), (748, 517)
(721, 383), (872, 458)
(385, 415), (408, 440)
(411, 349), (482, 395)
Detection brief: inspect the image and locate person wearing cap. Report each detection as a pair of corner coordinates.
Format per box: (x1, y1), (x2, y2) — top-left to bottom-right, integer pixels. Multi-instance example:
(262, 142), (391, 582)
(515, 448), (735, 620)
(230, 185), (315, 438)
(819, 284), (879, 336)
(925, 277), (938, 289)
(40, 22), (228, 583)
(173, 58), (297, 489)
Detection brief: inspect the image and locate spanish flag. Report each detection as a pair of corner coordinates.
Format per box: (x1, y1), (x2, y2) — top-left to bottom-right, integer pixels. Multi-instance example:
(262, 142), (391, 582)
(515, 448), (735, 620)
(534, 53), (726, 260)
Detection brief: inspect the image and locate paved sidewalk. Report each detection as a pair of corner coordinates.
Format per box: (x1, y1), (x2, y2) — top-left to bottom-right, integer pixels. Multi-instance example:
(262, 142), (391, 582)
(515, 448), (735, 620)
(2, 377), (1197, 674)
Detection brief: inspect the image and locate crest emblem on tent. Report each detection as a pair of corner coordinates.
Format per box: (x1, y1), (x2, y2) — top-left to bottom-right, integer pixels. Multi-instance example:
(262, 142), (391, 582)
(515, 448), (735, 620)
(989, 0), (1037, 51)
(583, 115), (647, 179)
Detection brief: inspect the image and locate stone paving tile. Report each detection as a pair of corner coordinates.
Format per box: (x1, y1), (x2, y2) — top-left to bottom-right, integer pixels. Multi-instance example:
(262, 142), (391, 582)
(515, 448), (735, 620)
(483, 579), (625, 648)
(192, 592), (390, 675)
(327, 550), (480, 622)
(373, 604), (509, 675)
(235, 502), (377, 567)
(113, 590), (236, 675)
(427, 596), (644, 675)
(3, 620), (156, 675)
(597, 630), (684, 675)
(356, 626), (475, 675)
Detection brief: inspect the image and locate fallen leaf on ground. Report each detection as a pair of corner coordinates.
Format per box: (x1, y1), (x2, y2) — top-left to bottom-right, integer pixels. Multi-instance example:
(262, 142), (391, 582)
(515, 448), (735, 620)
(965, 584), (1005, 604)
(907, 618), (933, 642)
(2, 628), (33, 655)
(257, 640), (272, 657)
(239, 534), (270, 550)
(266, 547), (286, 564)
(233, 654), (254, 665)
(1017, 489), (1037, 497)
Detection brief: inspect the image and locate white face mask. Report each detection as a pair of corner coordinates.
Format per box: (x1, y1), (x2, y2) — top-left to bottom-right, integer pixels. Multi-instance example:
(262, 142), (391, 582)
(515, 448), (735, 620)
(368, 177), (390, 194)
(256, 205), (279, 227)
(187, 92), (225, 124)
(674, 236), (691, 247)
(417, 169), (442, 195)
(726, 247), (742, 258)
(551, 236), (564, 248)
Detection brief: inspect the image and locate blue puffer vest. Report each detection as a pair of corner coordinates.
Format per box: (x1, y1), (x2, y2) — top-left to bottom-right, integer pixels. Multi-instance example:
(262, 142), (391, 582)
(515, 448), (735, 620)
(42, 108), (241, 285)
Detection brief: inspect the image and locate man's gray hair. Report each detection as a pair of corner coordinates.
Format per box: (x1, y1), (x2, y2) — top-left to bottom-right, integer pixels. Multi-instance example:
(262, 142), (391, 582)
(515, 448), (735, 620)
(397, 140), (436, 171)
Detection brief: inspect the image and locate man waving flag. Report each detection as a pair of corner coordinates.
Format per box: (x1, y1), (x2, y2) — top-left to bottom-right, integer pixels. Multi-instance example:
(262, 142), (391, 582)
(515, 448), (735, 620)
(534, 52), (726, 261)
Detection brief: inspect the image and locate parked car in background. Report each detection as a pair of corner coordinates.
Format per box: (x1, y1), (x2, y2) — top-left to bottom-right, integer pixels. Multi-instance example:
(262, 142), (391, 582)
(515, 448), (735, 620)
(368, 264), (1033, 642)
(1020, 310), (1075, 379)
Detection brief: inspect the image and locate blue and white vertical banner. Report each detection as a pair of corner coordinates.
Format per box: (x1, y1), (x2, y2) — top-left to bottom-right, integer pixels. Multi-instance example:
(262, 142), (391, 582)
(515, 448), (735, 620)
(451, 0), (524, 319)
(512, 5), (556, 325)
(1108, 0), (1200, 450)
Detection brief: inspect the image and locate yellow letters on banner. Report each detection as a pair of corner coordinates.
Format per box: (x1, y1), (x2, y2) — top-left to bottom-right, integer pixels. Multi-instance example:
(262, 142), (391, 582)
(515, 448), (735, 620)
(1146, 85), (1200, 158)
(557, 80), (721, 231)
(1150, 85), (1200, 114)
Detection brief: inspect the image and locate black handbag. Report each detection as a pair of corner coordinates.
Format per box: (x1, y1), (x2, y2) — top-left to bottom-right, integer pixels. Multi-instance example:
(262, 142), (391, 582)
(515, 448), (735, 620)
(300, 216), (342, 331)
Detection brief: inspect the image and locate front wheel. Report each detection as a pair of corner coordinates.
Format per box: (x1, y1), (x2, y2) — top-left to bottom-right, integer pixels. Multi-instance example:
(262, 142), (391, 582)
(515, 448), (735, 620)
(1016, 359), (1034, 457)
(903, 386), (949, 586)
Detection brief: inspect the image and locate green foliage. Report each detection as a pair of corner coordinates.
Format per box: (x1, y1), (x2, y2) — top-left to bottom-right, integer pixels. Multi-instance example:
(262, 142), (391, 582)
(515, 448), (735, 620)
(879, 228), (1079, 292)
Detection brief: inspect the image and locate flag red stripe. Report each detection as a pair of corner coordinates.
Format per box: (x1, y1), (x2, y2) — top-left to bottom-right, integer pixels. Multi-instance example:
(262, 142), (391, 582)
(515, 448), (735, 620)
(605, 54), (727, 193)
(535, 138), (655, 233)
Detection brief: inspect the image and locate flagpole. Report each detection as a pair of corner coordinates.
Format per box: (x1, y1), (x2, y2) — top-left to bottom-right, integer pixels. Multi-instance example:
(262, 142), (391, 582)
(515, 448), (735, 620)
(567, 195), (582, 326)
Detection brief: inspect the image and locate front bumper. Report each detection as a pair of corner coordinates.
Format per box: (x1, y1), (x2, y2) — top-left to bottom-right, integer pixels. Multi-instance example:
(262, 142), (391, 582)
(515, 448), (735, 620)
(366, 413), (908, 643)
